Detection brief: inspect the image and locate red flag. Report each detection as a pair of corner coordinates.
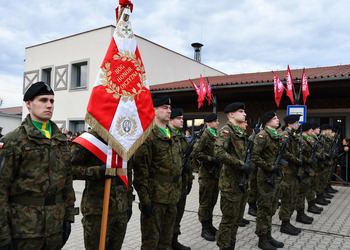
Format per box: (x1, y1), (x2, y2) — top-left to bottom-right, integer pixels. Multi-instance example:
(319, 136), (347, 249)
(286, 65), (294, 104)
(206, 77), (212, 105)
(85, 7), (154, 178)
(198, 75), (207, 108)
(189, 79), (200, 95)
(273, 71), (285, 107)
(301, 68), (310, 105)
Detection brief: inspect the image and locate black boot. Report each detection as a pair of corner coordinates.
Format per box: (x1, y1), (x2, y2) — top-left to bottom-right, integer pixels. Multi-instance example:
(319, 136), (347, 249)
(280, 220), (300, 235)
(323, 191), (334, 199)
(258, 234), (276, 250)
(172, 234), (191, 250)
(320, 194), (331, 204)
(313, 202), (323, 211)
(248, 202), (258, 217)
(288, 221), (301, 233)
(238, 219), (246, 227)
(201, 220), (215, 241)
(296, 210), (313, 224)
(315, 195), (328, 206)
(208, 218), (218, 235)
(242, 218), (250, 224)
(327, 184), (338, 193)
(267, 231), (284, 248)
(307, 201), (321, 214)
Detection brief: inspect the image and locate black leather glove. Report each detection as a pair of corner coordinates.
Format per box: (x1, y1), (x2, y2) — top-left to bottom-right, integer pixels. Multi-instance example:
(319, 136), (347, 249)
(272, 166), (280, 174)
(211, 156), (220, 167)
(62, 220), (71, 247)
(187, 182), (192, 195)
(0, 240), (13, 250)
(127, 205), (132, 222)
(140, 203), (152, 218)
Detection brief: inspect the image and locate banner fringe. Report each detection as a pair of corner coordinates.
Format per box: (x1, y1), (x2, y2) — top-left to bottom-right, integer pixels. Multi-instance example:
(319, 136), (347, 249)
(105, 168), (116, 176)
(85, 112), (155, 161)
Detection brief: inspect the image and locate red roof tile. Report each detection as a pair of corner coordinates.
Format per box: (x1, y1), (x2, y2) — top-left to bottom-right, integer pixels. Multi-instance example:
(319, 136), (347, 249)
(150, 64), (350, 91)
(0, 106), (22, 115)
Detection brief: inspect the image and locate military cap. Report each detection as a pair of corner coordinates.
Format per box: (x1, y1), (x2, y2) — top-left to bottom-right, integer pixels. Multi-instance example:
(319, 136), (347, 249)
(23, 81), (54, 101)
(311, 123), (320, 130)
(261, 110), (276, 125)
(153, 95), (171, 107)
(300, 122), (312, 132)
(224, 102), (245, 113)
(320, 124), (332, 131)
(170, 108), (183, 119)
(283, 114), (301, 124)
(204, 113), (217, 122)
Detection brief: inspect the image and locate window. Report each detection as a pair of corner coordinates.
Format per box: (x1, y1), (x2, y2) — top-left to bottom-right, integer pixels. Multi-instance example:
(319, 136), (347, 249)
(41, 68), (52, 87)
(71, 61), (88, 89)
(69, 120), (85, 134)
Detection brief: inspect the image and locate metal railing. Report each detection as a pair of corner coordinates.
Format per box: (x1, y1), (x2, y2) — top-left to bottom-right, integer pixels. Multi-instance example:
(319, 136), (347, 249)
(332, 151), (349, 185)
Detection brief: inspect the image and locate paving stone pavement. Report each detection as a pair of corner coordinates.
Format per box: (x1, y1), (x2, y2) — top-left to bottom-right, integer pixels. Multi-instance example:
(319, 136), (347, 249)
(64, 173), (350, 250)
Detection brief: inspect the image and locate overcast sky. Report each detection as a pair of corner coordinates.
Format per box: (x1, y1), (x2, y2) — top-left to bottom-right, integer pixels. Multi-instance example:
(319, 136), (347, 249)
(1, 0), (350, 108)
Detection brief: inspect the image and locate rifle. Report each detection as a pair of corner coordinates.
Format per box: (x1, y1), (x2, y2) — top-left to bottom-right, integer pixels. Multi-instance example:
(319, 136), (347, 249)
(239, 121), (261, 193)
(267, 127), (296, 187)
(181, 124), (207, 171)
(305, 137), (320, 175)
(297, 127), (303, 183)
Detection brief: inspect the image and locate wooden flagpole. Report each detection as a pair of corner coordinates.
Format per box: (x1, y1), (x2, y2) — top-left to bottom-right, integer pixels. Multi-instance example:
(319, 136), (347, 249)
(99, 178), (111, 250)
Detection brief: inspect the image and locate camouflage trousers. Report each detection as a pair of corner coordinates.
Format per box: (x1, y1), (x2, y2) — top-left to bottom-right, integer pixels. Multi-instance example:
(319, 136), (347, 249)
(216, 183), (248, 249)
(296, 175), (312, 211)
(319, 167), (330, 193)
(141, 202), (177, 250)
(82, 211), (128, 250)
(306, 175), (317, 202)
(198, 178), (219, 223)
(12, 233), (63, 250)
(238, 189), (248, 221)
(316, 168), (326, 195)
(255, 173), (282, 236)
(279, 174), (299, 221)
(248, 166), (258, 205)
(174, 181), (188, 235)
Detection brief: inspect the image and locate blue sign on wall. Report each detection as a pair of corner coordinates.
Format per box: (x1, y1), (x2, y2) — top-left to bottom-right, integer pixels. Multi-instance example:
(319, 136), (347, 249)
(287, 105), (307, 124)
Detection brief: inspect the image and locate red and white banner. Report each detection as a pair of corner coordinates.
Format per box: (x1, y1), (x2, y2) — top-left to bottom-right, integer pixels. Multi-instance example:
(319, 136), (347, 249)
(286, 65), (294, 104)
(198, 74), (207, 108)
(73, 133), (128, 188)
(206, 77), (212, 105)
(273, 71), (285, 107)
(85, 7), (154, 175)
(189, 79), (200, 95)
(301, 68), (310, 105)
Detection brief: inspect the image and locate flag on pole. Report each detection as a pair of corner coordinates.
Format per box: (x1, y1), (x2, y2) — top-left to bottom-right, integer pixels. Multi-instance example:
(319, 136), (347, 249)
(286, 65), (294, 104)
(198, 74), (207, 108)
(301, 68), (310, 105)
(206, 77), (212, 105)
(85, 5), (154, 177)
(273, 71), (285, 107)
(189, 79), (200, 95)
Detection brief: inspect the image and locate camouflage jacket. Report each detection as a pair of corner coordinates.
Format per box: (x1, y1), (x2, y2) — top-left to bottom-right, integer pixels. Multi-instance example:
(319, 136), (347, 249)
(132, 125), (182, 205)
(176, 131), (194, 186)
(214, 122), (249, 192)
(321, 135), (333, 167)
(301, 135), (313, 176)
(0, 114), (75, 243)
(281, 127), (299, 176)
(310, 134), (323, 172)
(251, 127), (281, 178)
(70, 130), (133, 216)
(191, 129), (220, 179)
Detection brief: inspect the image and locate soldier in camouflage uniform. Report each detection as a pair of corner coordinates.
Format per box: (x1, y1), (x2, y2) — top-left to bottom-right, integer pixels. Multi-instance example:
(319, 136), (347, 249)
(133, 96), (183, 250)
(70, 129), (133, 250)
(191, 113), (220, 242)
(306, 123), (324, 214)
(0, 82), (75, 249)
(295, 123), (315, 225)
(278, 114), (302, 236)
(251, 110), (284, 250)
(168, 108), (193, 250)
(214, 102), (248, 250)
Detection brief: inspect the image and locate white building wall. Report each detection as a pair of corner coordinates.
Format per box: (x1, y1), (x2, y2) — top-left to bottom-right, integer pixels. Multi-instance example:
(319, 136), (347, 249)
(23, 26), (225, 131)
(0, 114), (22, 135)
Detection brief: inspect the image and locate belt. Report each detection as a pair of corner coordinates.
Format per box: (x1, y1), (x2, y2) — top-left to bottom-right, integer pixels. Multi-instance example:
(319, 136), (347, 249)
(150, 173), (180, 183)
(10, 194), (63, 206)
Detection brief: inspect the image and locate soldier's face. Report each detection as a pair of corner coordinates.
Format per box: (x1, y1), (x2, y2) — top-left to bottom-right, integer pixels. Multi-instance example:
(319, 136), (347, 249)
(207, 119), (219, 130)
(170, 116), (183, 129)
(266, 116), (279, 129)
(239, 121), (248, 131)
(155, 104), (171, 123)
(26, 95), (54, 123)
(313, 127), (320, 135)
(231, 109), (246, 123)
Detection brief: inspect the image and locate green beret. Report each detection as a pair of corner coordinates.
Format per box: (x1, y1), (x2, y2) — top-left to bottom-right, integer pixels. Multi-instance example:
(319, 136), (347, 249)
(283, 114), (301, 124)
(204, 113), (217, 122)
(153, 95), (171, 107)
(261, 110), (276, 125)
(23, 82), (54, 101)
(170, 108), (183, 119)
(224, 102), (245, 113)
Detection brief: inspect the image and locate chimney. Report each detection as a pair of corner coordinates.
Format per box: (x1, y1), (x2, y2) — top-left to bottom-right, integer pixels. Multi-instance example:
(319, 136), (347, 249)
(191, 42), (203, 62)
